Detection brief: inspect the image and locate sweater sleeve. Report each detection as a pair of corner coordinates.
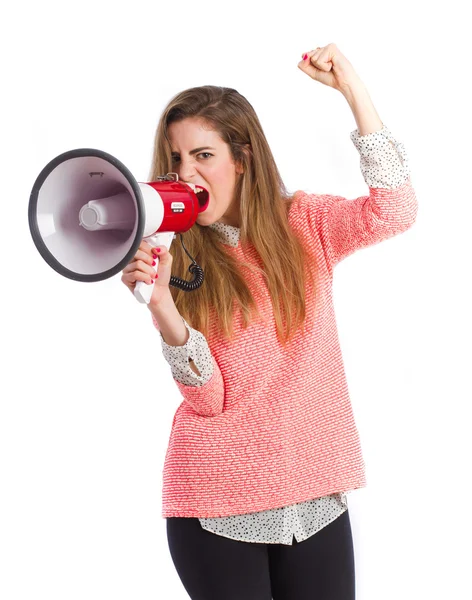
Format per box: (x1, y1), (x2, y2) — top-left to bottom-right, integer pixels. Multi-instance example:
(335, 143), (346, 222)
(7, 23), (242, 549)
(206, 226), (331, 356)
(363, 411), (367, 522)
(151, 313), (224, 417)
(301, 124), (418, 275)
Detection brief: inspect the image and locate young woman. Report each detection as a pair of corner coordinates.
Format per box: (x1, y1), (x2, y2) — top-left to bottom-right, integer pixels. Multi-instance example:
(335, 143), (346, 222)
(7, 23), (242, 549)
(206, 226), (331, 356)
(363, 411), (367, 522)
(121, 43), (417, 600)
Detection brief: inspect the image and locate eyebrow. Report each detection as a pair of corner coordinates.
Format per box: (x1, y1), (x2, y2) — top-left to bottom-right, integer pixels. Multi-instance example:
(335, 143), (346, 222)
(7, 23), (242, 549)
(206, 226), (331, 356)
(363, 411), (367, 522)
(170, 146), (215, 156)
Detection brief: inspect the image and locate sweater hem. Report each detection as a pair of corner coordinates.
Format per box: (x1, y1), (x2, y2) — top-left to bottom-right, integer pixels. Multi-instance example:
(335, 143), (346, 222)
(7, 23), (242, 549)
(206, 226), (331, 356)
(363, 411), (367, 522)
(161, 479), (367, 519)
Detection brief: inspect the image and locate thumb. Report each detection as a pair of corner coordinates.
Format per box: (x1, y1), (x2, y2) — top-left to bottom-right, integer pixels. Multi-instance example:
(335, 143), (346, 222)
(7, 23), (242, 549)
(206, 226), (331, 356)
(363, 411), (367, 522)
(155, 247), (173, 265)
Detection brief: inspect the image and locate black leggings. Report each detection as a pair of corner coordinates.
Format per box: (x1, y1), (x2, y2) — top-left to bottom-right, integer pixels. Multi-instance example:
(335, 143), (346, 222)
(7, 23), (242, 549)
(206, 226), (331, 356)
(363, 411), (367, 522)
(166, 509), (355, 600)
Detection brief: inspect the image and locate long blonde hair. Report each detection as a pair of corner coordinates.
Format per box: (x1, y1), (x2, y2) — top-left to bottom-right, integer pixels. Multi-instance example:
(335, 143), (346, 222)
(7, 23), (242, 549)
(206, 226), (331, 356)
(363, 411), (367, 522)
(148, 85), (320, 346)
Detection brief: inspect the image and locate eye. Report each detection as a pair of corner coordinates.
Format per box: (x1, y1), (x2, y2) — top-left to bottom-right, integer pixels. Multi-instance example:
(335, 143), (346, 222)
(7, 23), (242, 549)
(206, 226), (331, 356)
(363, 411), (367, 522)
(171, 152), (213, 163)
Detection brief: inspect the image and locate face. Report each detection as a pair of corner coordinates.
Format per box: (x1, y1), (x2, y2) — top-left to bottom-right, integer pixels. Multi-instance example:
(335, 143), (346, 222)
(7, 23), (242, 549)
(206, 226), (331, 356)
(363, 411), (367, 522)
(167, 117), (243, 228)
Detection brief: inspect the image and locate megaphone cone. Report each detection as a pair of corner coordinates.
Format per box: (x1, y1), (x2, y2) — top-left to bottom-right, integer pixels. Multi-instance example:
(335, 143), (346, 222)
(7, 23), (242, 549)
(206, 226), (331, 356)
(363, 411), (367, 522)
(28, 148), (209, 304)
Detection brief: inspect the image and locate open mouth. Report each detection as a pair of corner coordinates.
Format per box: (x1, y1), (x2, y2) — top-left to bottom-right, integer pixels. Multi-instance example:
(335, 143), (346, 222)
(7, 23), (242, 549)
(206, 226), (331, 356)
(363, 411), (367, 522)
(186, 183), (209, 210)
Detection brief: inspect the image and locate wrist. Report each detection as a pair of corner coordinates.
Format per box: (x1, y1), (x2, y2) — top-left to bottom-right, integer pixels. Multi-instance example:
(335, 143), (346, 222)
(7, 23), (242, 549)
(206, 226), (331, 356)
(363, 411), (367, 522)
(340, 78), (367, 102)
(147, 290), (174, 312)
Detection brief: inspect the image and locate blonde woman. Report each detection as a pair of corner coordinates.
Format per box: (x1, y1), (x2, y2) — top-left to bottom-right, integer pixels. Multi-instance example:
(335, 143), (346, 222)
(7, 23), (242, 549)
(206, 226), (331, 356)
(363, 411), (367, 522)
(121, 43), (417, 600)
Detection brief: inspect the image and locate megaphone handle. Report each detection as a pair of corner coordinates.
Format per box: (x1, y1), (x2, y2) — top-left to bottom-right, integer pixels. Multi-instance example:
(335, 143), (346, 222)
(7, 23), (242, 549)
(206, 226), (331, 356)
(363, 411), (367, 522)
(133, 232), (175, 304)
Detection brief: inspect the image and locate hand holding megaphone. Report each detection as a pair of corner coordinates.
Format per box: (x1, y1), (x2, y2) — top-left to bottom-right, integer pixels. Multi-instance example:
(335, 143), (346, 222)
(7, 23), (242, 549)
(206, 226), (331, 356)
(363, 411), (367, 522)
(121, 240), (173, 307)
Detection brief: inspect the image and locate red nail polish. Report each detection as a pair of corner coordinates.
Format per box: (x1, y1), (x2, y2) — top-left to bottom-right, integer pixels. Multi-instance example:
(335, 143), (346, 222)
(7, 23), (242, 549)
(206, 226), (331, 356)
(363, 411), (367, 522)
(303, 54), (307, 60)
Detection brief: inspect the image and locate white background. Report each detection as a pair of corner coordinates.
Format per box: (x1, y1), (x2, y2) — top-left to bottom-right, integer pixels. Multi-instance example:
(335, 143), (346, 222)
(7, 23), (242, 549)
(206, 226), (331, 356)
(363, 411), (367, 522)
(1, 1), (471, 598)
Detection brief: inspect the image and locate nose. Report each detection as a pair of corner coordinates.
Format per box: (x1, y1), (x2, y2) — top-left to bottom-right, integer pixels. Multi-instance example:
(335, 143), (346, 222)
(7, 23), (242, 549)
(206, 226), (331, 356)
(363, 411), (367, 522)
(177, 157), (198, 181)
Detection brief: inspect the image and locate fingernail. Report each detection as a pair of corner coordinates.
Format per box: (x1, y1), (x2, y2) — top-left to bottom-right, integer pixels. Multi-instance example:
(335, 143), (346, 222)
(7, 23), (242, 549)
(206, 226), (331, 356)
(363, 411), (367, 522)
(152, 260), (156, 266)
(303, 54), (308, 60)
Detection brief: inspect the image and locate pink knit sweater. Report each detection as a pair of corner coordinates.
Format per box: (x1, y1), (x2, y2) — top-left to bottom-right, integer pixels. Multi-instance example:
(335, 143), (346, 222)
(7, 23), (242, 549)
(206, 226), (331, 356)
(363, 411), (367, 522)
(156, 167), (417, 519)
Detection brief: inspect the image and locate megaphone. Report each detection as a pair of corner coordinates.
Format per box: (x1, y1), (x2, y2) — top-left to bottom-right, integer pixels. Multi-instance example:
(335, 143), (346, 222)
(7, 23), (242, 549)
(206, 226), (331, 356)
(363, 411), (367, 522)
(28, 148), (210, 304)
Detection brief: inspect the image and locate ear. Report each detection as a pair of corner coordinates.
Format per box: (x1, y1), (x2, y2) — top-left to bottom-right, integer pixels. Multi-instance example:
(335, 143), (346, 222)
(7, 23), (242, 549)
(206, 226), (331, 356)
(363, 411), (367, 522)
(236, 144), (251, 175)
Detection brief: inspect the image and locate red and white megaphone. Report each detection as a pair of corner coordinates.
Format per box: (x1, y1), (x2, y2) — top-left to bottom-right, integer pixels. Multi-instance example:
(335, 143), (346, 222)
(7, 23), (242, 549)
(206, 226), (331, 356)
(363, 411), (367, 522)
(28, 148), (210, 304)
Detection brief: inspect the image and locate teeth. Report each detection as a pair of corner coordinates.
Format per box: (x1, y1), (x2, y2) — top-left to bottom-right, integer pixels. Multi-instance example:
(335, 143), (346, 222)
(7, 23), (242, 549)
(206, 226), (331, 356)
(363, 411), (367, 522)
(187, 183), (204, 193)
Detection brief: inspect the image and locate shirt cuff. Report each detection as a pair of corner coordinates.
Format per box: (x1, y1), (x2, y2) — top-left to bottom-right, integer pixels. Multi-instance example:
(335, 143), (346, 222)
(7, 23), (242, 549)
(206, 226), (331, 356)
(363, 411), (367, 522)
(158, 317), (214, 387)
(350, 124), (411, 189)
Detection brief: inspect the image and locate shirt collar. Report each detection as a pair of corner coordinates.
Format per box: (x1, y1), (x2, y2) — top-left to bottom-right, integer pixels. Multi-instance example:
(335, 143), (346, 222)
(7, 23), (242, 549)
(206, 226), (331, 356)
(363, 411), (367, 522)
(208, 221), (240, 248)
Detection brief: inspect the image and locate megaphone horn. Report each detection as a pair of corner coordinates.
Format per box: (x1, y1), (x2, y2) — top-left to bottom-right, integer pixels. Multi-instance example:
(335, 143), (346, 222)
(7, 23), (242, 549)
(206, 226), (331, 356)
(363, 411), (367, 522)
(28, 148), (210, 304)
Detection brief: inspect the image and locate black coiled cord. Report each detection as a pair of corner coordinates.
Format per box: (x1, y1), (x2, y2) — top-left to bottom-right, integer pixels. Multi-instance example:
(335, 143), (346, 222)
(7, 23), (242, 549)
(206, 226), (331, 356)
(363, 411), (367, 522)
(169, 233), (205, 292)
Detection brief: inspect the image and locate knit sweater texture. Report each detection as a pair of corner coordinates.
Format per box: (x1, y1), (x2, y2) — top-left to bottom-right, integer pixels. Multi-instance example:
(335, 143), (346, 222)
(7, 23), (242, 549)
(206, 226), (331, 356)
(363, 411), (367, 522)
(153, 124), (417, 519)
